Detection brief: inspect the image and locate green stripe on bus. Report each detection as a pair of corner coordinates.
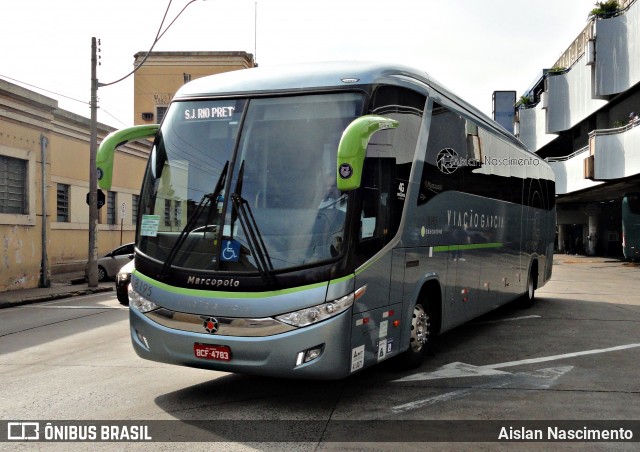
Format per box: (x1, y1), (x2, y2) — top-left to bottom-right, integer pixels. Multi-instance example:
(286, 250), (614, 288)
(132, 271), (354, 299)
(433, 242), (503, 252)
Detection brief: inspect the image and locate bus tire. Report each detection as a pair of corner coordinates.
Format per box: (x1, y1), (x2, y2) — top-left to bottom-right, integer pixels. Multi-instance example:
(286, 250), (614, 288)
(521, 260), (538, 308)
(397, 300), (432, 369)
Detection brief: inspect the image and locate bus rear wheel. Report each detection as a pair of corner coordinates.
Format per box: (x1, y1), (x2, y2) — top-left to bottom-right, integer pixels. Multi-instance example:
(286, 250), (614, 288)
(397, 301), (431, 369)
(521, 261), (538, 308)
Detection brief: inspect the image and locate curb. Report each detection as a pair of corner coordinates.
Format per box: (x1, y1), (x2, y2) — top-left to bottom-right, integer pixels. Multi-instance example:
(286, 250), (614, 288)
(0, 286), (114, 309)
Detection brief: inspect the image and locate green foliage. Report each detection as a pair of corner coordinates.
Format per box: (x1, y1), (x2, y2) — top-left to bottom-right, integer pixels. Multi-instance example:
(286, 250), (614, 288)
(589, 1), (620, 19)
(549, 66), (567, 74)
(516, 95), (531, 108)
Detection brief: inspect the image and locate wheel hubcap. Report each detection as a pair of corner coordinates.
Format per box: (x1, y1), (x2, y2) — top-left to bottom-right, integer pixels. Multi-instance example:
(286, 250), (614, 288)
(410, 304), (429, 352)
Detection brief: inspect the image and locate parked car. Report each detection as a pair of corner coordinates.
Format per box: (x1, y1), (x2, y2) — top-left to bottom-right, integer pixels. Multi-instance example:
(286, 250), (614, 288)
(116, 259), (134, 305)
(86, 242), (134, 282)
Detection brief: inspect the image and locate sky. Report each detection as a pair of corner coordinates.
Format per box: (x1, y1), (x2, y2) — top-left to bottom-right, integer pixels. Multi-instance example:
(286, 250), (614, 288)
(0, 0), (599, 128)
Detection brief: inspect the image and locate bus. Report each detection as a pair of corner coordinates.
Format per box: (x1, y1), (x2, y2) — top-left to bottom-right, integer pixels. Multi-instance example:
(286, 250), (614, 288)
(97, 62), (556, 379)
(622, 192), (640, 260)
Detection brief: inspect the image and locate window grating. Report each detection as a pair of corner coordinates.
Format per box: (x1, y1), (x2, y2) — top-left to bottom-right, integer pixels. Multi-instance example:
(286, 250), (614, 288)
(0, 155), (27, 214)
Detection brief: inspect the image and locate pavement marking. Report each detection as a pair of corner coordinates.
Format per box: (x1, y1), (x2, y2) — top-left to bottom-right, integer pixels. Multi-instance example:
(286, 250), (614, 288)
(394, 343), (640, 382)
(391, 366), (574, 414)
(487, 343), (640, 370)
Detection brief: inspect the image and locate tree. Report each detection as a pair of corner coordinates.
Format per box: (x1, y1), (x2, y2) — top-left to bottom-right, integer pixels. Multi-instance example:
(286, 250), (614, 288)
(588, 1), (620, 19)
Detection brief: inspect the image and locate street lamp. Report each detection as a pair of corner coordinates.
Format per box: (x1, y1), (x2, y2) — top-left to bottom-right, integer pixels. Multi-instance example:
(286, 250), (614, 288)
(87, 0), (203, 286)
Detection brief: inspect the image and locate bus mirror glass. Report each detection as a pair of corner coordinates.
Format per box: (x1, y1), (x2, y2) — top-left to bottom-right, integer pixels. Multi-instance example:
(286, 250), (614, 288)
(97, 124), (159, 190)
(336, 115), (398, 191)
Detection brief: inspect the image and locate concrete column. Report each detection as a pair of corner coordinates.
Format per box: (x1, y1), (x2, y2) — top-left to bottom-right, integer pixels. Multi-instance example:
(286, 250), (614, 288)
(587, 214), (599, 255)
(558, 224), (568, 252)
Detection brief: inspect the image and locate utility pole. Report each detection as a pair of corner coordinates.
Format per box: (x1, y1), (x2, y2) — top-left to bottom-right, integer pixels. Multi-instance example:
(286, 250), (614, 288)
(87, 37), (99, 287)
(86, 2), (204, 287)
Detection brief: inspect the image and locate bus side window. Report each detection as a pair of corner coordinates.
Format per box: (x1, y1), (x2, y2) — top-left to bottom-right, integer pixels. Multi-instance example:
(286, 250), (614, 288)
(359, 157), (394, 241)
(418, 102), (467, 205)
(360, 188), (379, 239)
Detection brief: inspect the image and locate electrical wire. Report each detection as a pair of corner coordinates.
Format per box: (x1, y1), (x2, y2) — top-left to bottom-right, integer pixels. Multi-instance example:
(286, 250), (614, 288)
(0, 73), (88, 105)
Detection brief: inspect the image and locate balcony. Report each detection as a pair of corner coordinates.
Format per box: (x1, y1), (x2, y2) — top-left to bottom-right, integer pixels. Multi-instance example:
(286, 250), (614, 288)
(587, 121), (640, 180)
(518, 0), (640, 152)
(547, 147), (602, 195)
(595, 0), (640, 95)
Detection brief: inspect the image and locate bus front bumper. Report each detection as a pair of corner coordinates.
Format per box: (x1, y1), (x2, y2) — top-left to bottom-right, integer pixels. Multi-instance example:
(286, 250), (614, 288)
(129, 306), (354, 380)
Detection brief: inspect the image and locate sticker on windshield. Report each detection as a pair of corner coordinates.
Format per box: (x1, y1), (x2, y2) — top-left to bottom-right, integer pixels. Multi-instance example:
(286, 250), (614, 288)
(140, 215), (160, 237)
(221, 239), (241, 262)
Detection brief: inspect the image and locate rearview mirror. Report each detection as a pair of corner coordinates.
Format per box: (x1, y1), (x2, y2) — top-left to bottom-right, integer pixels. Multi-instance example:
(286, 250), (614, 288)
(336, 115), (398, 191)
(97, 124), (159, 190)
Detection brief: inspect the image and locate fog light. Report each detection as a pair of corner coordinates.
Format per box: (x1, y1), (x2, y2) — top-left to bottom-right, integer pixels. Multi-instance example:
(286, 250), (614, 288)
(135, 330), (150, 350)
(295, 345), (325, 366)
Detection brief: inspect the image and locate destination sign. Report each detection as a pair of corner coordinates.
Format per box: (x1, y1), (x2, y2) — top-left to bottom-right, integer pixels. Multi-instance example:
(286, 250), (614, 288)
(184, 106), (236, 120)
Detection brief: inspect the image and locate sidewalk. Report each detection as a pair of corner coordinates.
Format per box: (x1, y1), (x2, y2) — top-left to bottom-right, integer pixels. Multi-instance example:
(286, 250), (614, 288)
(0, 271), (114, 309)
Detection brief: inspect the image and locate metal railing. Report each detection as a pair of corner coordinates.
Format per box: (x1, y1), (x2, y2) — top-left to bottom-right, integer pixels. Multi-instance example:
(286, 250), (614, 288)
(545, 145), (589, 163)
(588, 118), (640, 137)
(546, 119), (640, 163)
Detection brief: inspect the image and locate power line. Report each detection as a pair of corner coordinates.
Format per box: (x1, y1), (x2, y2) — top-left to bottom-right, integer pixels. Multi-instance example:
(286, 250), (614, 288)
(0, 72), (129, 126)
(0, 73), (88, 105)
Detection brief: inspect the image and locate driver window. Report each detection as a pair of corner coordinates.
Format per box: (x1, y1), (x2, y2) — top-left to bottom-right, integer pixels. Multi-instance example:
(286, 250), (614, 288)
(356, 86), (425, 265)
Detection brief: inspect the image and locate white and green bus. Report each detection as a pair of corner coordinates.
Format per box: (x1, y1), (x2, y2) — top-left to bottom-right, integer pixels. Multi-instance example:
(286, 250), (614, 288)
(98, 62), (555, 379)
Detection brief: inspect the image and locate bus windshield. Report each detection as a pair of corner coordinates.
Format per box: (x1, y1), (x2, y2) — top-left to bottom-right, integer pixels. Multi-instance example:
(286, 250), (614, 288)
(137, 93), (364, 275)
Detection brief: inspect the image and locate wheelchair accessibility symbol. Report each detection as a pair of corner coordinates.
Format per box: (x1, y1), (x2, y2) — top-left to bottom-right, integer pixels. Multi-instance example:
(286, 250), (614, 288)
(221, 240), (240, 262)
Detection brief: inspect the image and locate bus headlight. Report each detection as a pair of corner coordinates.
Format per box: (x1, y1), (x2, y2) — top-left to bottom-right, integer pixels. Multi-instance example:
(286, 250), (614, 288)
(275, 293), (355, 327)
(128, 285), (159, 313)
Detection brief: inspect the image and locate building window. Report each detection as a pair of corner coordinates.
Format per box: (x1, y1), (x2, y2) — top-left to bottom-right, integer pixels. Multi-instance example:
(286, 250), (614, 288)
(164, 199), (171, 226)
(56, 183), (70, 222)
(156, 106), (168, 124)
(0, 155), (28, 214)
(107, 191), (116, 225)
(174, 202), (181, 228)
(132, 194), (139, 225)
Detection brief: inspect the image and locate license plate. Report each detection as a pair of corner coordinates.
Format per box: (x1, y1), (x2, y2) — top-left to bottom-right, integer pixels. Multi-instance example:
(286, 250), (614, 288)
(194, 343), (232, 361)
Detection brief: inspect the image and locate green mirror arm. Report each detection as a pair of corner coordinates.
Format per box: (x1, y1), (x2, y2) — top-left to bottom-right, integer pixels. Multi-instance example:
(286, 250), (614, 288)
(97, 124), (159, 190)
(336, 115), (398, 191)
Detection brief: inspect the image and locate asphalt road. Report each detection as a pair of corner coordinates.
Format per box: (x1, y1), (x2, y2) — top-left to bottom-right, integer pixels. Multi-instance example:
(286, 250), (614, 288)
(1, 255), (639, 451)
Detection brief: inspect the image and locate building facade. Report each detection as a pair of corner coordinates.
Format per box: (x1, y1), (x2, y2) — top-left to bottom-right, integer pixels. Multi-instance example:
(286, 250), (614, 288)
(0, 51), (255, 292)
(133, 51), (255, 125)
(511, 0), (640, 257)
(0, 79), (150, 292)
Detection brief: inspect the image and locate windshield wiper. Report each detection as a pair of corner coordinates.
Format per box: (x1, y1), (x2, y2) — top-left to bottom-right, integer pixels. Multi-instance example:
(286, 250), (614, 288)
(158, 161), (229, 280)
(231, 161), (277, 287)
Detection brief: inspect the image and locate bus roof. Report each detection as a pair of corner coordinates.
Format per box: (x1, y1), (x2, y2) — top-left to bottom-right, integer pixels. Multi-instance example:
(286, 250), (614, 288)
(174, 61), (527, 152)
(174, 61), (431, 99)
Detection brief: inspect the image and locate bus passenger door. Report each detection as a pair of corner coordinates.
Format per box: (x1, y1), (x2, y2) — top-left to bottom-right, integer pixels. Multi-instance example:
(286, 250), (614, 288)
(351, 157), (405, 369)
(354, 157), (398, 314)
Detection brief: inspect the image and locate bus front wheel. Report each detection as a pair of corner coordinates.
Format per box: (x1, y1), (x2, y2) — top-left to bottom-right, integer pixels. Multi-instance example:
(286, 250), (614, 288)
(397, 301), (431, 369)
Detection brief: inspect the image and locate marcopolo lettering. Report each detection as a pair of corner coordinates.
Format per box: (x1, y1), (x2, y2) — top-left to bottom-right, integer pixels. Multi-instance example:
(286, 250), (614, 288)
(187, 276), (240, 288)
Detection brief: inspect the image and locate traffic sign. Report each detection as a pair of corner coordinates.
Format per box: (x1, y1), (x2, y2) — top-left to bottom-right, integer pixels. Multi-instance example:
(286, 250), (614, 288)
(85, 189), (106, 209)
